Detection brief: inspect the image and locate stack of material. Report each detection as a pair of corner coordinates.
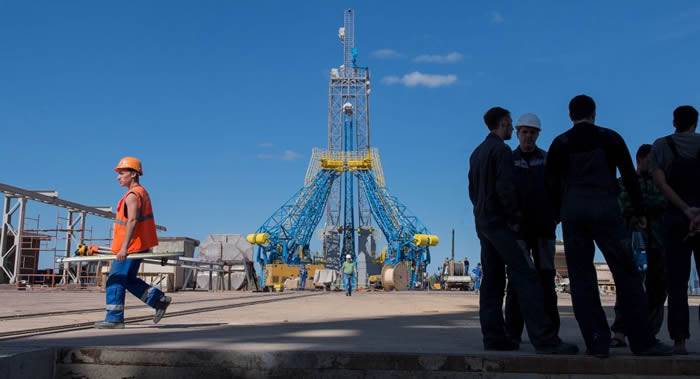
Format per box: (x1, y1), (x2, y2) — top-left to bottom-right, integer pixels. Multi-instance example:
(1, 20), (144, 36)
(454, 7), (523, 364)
(313, 269), (338, 290)
(284, 277), (299, 290)
(196, 234), (258, 291)
(140, 237), (199, 292)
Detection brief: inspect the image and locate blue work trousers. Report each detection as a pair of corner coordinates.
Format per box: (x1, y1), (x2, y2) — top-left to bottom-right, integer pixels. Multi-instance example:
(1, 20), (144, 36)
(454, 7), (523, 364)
(105, 258), (164, 322)
(343, 273), (353, 296)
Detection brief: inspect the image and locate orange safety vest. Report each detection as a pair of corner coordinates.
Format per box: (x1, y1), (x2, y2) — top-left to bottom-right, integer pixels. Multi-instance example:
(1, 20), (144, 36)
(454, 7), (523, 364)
(111, 185), (158, 253)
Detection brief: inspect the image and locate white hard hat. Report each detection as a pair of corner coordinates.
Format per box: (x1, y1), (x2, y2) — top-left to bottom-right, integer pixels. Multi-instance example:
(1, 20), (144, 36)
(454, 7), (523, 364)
(515, 113), (541, 130)
(346, 254), (352, 259)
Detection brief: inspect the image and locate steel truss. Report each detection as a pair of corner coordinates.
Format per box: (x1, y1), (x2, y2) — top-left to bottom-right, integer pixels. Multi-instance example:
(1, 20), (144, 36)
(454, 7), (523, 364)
(0, 182), (166, 285)
(250, 9), (435, 289)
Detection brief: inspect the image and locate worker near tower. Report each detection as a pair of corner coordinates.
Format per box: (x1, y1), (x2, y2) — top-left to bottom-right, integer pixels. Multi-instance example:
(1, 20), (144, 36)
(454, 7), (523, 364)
(471, 263), (482, 292)
(544, 95), (672, 357)
(649, 105), (700, 354)
(342, 254), (357, 296)
(610, 144), (668, 348)
(94, 157), (172, 329)
(504, 113), (560, 344)
(468, 106), (577, 354)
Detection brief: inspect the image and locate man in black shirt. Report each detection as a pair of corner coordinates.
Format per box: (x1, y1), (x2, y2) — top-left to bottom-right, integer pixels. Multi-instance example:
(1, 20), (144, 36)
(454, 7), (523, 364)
(545, 95), (672, 357)
(469, 106), (577, 354)
(504, 113), (560, 344)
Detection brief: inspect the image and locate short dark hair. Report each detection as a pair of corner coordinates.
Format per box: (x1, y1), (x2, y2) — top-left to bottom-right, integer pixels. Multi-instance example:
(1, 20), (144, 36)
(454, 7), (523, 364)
(483, 107), (510, 130)
(673, 105), (699, 132)
(569, 95), (596, 121)
(636, 144), (652, 160)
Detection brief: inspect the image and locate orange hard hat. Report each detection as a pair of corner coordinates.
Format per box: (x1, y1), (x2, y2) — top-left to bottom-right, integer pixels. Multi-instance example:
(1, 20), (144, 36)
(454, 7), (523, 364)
(114, 156), (143, 175)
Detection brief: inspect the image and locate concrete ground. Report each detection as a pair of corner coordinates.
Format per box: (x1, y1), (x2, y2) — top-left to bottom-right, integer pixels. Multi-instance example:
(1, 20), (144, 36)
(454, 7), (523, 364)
(2, 290), (699, 355)
(2, 290), (700, 377)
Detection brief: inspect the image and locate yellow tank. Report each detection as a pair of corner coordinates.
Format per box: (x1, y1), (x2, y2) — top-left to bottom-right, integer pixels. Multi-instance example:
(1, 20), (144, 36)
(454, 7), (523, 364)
(413, 234), (440, 247)
(321, 158), (344, 170)
(347, 159), (372, 170)
(246, 233), (269, 245)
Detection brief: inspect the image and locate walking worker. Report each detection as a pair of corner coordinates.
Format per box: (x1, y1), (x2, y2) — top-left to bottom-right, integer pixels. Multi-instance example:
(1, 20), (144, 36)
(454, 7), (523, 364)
(299, 266), (308, 291)
(472, 263), (482, 292)
(544, 95), (672, 357)
(610, 144), (668, 348)
(649, 105), (700, 354)
(94, 157), (172, 329)
(468, 106), (577, 354)
(342, 254), (357, 296)
(504, 113), (560, 344)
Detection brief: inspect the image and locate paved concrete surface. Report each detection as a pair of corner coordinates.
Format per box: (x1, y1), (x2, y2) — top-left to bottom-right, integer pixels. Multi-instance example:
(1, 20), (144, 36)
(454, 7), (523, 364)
(2, 290), (700, 377)
(3, 291), (700, 354)
(0, 290), (298, 334)
(0, 289), (269, 318)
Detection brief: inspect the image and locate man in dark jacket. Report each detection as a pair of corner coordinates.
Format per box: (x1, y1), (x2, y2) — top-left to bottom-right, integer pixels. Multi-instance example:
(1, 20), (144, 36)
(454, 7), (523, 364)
(468, 106), (577, 354)
(545, 95), (672, 357)
(610, 144), (667, 348)
(504, 113), (560, 343)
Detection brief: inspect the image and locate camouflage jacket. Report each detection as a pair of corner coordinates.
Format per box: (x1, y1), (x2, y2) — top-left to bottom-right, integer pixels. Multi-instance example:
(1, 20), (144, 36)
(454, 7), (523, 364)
(618, 173), (667, 248)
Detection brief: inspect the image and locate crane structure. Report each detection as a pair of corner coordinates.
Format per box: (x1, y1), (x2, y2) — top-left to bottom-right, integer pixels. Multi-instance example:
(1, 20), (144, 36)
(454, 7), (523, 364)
(247, 9), (438, 288)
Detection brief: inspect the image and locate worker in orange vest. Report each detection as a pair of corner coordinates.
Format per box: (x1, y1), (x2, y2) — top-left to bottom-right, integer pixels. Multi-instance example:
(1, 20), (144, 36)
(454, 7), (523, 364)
(94, 157), (172, 329)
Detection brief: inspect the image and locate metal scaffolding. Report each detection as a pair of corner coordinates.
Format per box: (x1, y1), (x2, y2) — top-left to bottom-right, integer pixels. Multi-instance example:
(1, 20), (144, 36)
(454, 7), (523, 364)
(0, 182), (166, 286)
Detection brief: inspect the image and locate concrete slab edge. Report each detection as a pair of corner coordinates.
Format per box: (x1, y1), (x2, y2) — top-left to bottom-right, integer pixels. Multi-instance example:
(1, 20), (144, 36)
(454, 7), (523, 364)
(0, 347), (55, 379)
(56, 348), (700, 376)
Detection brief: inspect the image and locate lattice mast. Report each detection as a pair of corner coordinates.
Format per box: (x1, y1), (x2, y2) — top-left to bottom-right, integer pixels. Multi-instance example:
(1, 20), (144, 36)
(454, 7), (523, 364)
(324, 9), (372, 267)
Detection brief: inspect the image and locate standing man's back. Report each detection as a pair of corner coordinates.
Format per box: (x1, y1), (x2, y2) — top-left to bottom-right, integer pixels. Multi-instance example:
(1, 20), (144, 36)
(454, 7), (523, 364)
(545, 95), (672, 357)
(649, 105), (700, 354)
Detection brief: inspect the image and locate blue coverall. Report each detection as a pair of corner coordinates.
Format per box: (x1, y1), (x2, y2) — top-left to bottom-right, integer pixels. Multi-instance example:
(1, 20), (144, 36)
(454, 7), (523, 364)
(104, 258), (165, 322)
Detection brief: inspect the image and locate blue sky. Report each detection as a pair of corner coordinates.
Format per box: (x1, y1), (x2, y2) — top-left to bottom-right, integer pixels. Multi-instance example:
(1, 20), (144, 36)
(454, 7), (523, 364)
(1, 1), (699, 272)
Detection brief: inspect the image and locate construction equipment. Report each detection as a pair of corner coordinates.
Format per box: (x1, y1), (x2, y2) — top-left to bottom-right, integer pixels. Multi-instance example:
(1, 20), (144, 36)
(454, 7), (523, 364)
(381, 261), (409, 291)
(367, 274), (382, 289)
(58, 250), (183, 263)
(441, 259), (473, 291)
(75, 244), (96, 256)
(248, 9), (437, 290)
(264, 263), (301, 292)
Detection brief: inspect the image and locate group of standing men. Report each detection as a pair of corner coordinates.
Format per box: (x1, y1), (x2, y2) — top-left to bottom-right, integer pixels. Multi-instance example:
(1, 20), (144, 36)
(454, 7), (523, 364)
(468, 94), (700, 357)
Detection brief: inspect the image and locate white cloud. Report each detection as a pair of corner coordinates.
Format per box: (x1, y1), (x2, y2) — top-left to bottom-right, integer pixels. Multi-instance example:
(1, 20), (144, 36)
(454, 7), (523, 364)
(381, 71), (458, 88)
(281, 150), (301, 161)
(258, 142), (273, 148)
(256, 153), (274, 160)
(491, 11), (504, 24)
(381, 76), (402, 85)
(371, 49), (402, 59)
(413, 52), (463, 64)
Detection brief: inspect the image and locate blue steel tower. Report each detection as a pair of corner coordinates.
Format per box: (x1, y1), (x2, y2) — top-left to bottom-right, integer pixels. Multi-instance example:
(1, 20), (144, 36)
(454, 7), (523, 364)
(248, 9), (438, 289)
(323, 9), (373, 270)
(341, 104), (356, 261)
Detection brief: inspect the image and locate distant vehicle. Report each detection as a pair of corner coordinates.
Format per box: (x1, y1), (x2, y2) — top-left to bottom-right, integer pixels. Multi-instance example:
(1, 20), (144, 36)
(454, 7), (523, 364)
(441, 259), (473, 291)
